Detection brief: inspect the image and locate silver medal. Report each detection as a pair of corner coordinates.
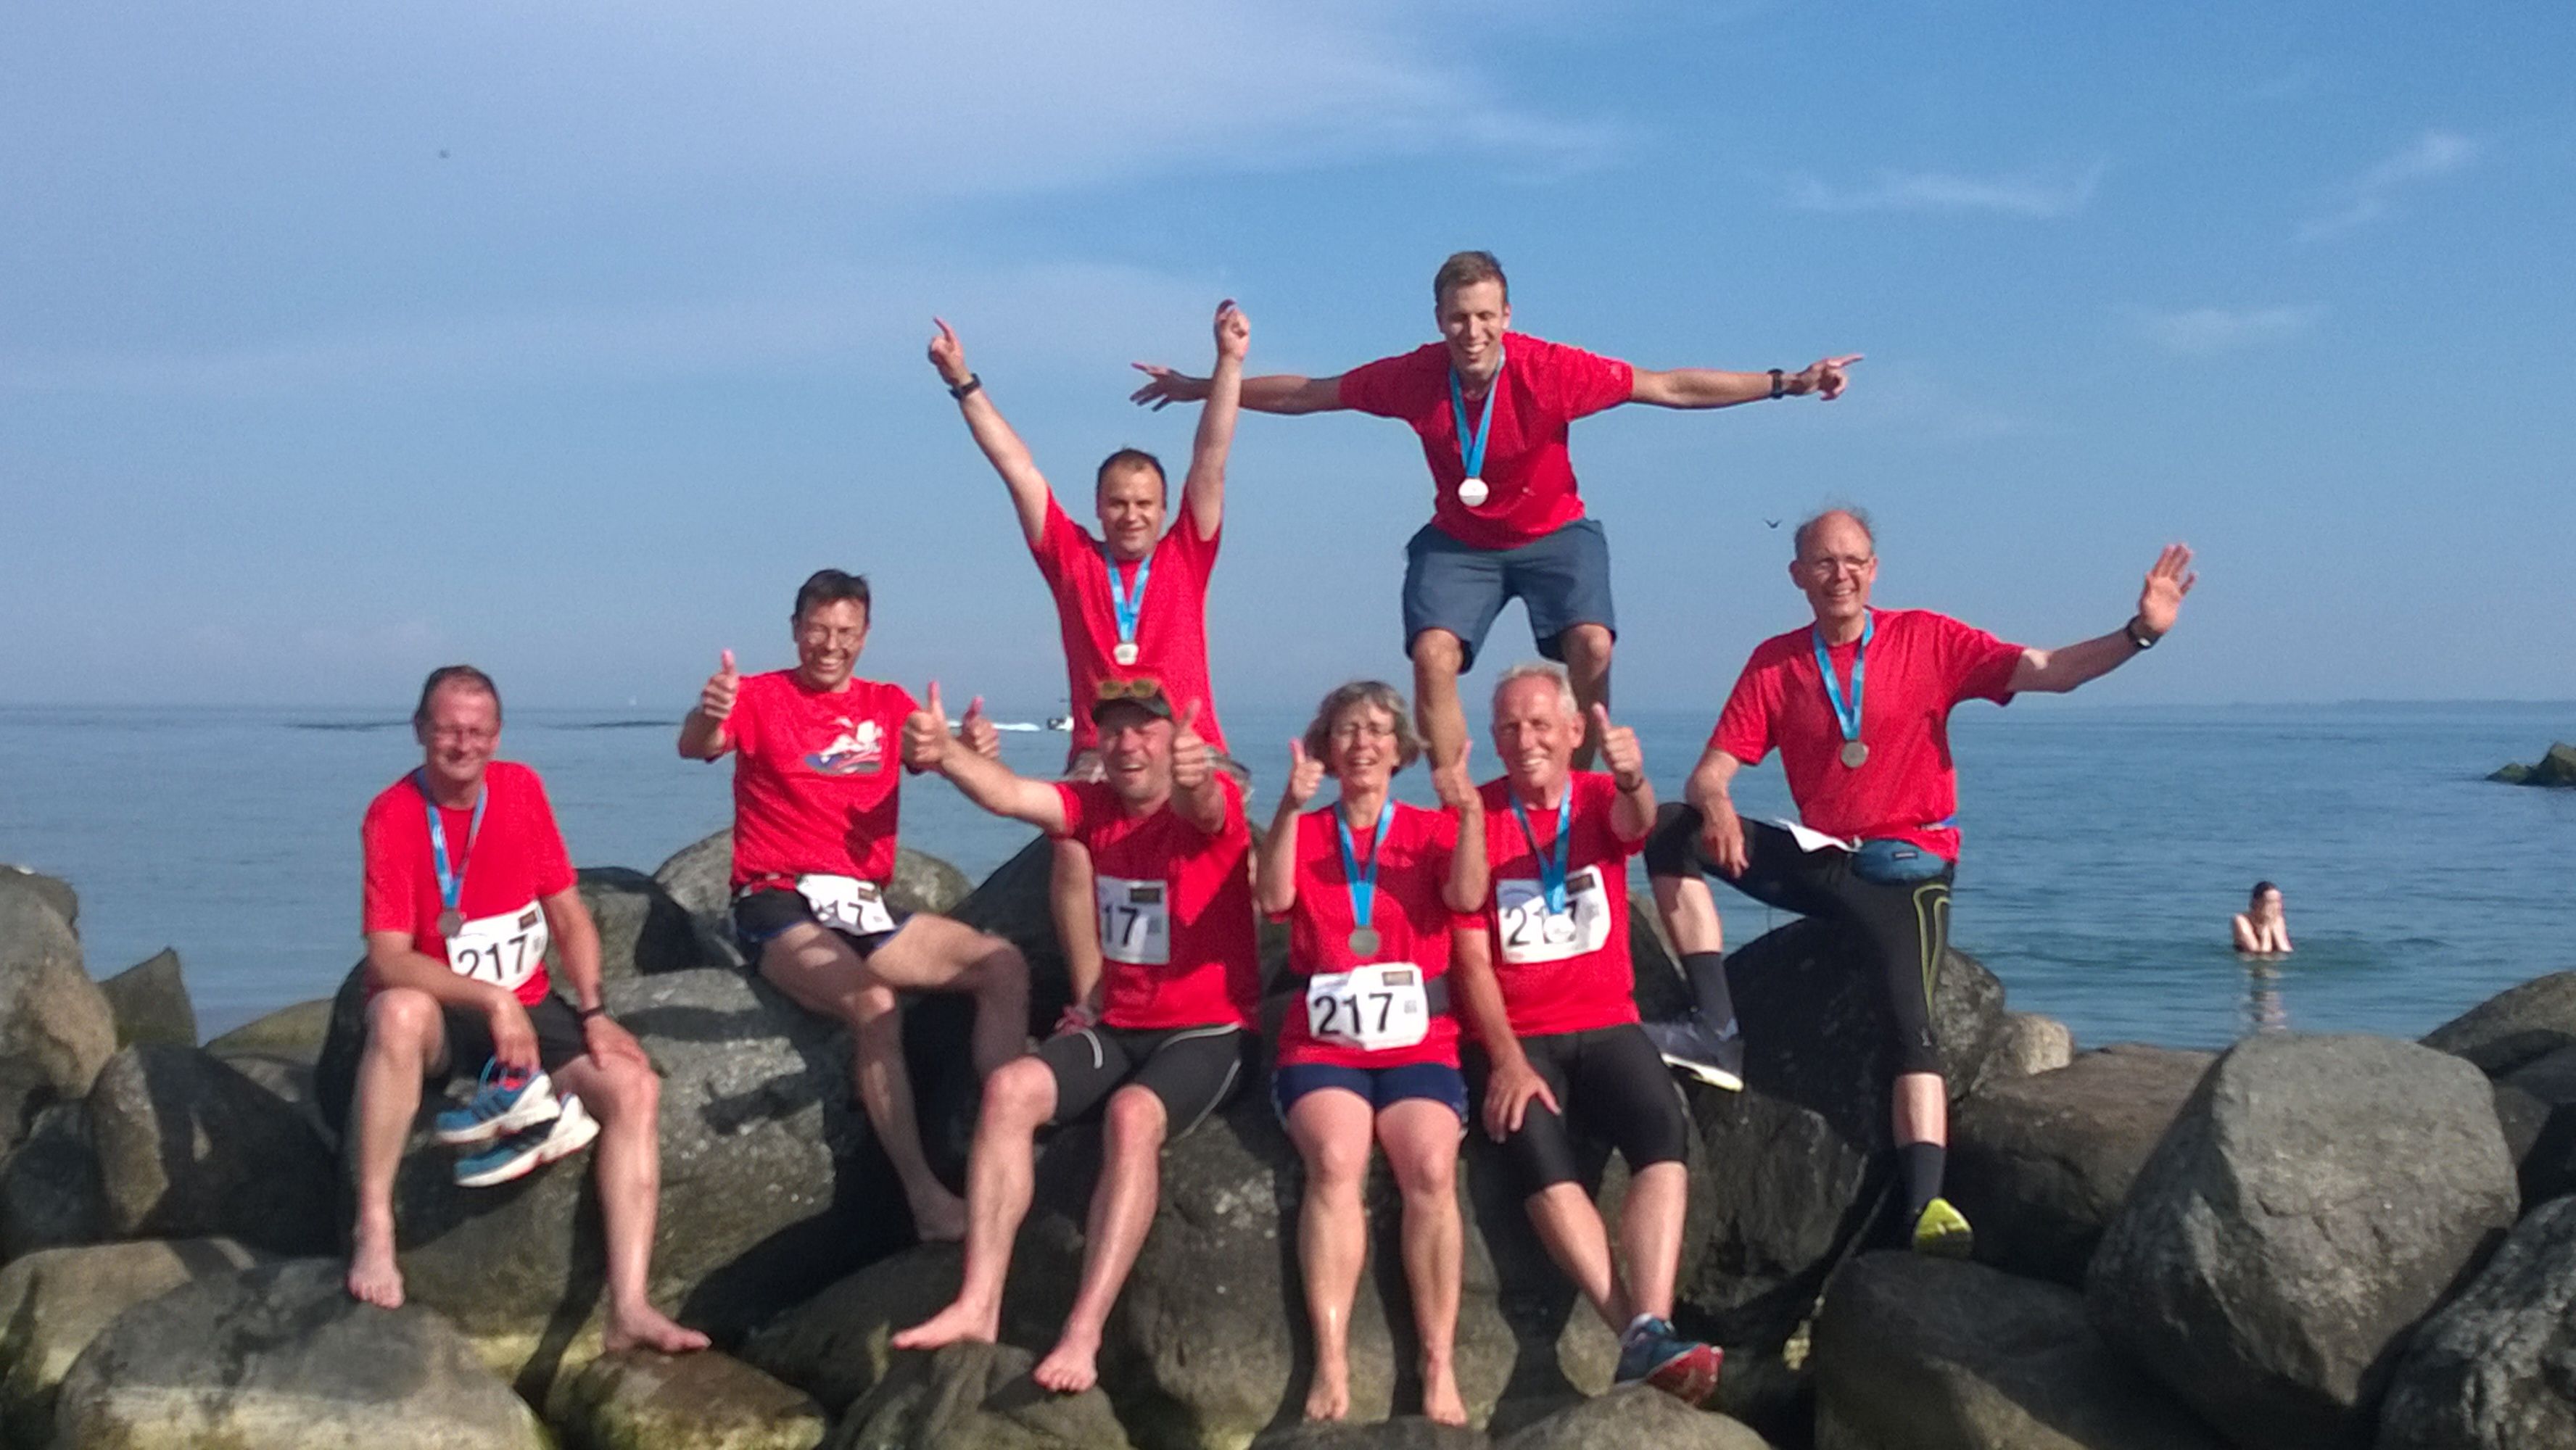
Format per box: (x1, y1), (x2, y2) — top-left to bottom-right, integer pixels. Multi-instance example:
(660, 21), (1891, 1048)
(437, 908), (464, 937)
(1456, 476), (1489, 508)
(1348, 927), (1382, 957)
(1840, 740), (1869, 768)
(1112, 642), (1139, 666)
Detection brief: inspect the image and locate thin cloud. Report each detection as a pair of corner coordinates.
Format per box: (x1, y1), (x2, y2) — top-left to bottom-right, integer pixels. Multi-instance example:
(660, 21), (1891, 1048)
(2299, 130), (2481, 240)
(2136, 304), (2326, 356)
(1788, 162), (2104, 220)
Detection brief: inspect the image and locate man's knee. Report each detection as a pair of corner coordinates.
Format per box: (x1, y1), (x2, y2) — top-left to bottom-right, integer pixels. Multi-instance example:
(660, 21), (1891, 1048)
(363, 989), (441, 1064)
(1410, 630), (1466, 677)
(985, 1056), (1055, 1127)
(1102, 1087), (1168, 1155)
(1641, 801), (1703, 879)
(584, 1057), (661, 1122)
(1559, 624), (1614, 668)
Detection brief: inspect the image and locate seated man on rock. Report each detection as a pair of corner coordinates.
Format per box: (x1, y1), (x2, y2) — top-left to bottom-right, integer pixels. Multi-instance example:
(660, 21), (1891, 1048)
(677, 568), (1031, 1241)
(891, 678), (1260, 1394)
(1644, 507), (2194, 1257)
(1462, 662), (1722, 1404)
(330, 664), (706, 1353)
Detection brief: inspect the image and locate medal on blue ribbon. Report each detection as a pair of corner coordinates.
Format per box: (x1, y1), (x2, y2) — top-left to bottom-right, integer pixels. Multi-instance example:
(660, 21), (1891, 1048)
(416, 768), (487, 938)
(1102, 547), (1151, 667)
(1449, 349), (1504, 508)
(1511, 792), (1573, 915)
(1337, 800), (1394, 957)
(1813, 611), (1872, 768)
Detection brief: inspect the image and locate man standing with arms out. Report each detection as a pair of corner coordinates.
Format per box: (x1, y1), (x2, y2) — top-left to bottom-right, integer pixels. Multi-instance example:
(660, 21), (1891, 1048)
(1129, 251), (1859, 769)
(891, 679), (1258, 1396)
(679, 570), (1031, 1242)
(1645, 510), (2195, 1257)
(337, 666), (708, 1354)
(930, 301), (1248, 1048)
(1464, 662), (1723, 1404)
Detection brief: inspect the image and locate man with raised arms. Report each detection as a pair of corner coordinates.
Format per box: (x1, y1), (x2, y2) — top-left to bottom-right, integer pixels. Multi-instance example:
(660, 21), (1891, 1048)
(335, 666), (707, 1354)
(1644, 509), (2195, 1257)
(930, 302), (1249, 1053)
(1463, 662), (1724, 1404)
(1130, 251), (1858, 771)
(891, 679), (1259, 1393)
(678, 569), (1030, 1241)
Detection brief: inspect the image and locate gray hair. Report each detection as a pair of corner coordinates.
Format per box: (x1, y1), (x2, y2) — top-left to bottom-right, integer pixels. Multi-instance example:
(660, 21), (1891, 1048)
(1300, 680), (1423, 771)
(1792, 505), (1876, 559)
(1490, 660), (1580, 721)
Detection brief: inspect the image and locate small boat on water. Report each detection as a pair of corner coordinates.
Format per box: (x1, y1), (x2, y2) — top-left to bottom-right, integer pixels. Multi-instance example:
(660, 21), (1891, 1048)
(1044, 716), (1073, 732)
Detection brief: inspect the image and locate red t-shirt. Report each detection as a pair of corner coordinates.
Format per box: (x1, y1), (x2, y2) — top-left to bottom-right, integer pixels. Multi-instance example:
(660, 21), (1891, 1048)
(361, 761), (575, 1006)
(1337, 334), (1635, 552)
(1028, 494), (1229, 761)
(1712, 608), (2024, 861)
(1470, 771), (1641, 1039)
(1272, 802), (1463, 1069)
(1054, 776), (1258, 1032)
(722, 671), (919, 892)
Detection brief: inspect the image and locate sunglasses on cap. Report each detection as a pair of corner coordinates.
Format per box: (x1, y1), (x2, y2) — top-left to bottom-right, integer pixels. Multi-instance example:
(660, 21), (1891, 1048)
(1090, 676), (1173, 723)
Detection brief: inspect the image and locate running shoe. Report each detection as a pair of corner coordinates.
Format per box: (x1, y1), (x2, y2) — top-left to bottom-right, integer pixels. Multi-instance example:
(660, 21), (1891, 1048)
(454, 1094), (598, 1188)
(1911, 1196), (1975, 1259)
(1641, 1015), (1744, 1093)
(432, 1061), (560, 1146)
(1614, 1317), (1724, 1407)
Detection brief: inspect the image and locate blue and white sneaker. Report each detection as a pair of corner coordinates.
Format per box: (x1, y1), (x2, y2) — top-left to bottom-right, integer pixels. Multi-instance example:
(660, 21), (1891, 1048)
(1614, 1315), (1723, 1406)
(434, 1060), (561, 1146)
(1642, 1015), (1745, 1093)
(453, 1094), (598, 1188)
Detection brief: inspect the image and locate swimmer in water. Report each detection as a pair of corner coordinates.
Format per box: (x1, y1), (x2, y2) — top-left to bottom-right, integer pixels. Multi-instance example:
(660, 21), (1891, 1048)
(2232, 880), (2292, 956)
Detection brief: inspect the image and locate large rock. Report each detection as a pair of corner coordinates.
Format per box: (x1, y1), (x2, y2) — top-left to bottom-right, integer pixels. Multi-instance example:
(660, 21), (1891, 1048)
(2424, 970), (2576, 1076)
(53, 1257), (548, 1448)
(205, 995), (336, 1062)
(0, 1100), (103, 1258)
(2502, 1045), (2576, 1204)
(654, 829), (977, 969)
(1947, 1045), (2217, 1285)
(0, 879), (115, 1151)
(1811, 1251), (2224, 1450)
(2377, 1194), (2576, 1449)
(550, 1346), (828, 1450)
(86, 1043), (337, 1253)
(0, 866), (78, 932)
(0, 1237), (271, 1442)
(831, 1340), (1133, 1449)
(1252, 1420), (1490, 1450)
(741, 1241), (1078, 1415)
(950, 835), (1075, 1018)
(2488, 740), (2576, 787)
(1985, 1013), (2075, 1080)
(1494, 1385), (1774, 1449)
(2086, 1034), (2519, 1449)
(98, 947), (198, 1048)
(577, 866), (731, 980)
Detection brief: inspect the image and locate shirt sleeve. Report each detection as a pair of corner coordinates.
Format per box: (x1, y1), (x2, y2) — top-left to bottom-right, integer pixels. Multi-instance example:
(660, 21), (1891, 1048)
(521, 771), (579, 900)
(1540, 339), (1636, 420)
(1336, 349), (1426, 420)
(1050, 782), (1090, 842)
(360, 798), (416, 937)
(1030, 493), (1084, 584)
(1710, 652), (1780, 766)
(727, 674), (764, 758)
(1933, 614), (2027, 707)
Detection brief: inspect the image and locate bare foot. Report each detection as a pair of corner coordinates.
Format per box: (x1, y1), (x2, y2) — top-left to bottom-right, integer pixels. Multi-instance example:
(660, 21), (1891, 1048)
(1302, 1355), (1351, 1422)
(344, 1217), (403, 1309)
(907, 1183), (969, 1244)
(604, 1301), (711, 1354)
(1031, 1325), (1101, 1393)
(1421, 1354), (1467, 1426)
(891, 1296), (999, 1352)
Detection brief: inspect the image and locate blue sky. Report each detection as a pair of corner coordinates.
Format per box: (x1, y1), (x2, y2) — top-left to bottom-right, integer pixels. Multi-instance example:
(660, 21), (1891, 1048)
(4, 2), (2569, 716)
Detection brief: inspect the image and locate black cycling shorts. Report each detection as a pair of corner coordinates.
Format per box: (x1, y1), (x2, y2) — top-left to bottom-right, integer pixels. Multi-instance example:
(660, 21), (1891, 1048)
(1036, 1022), (1248, 1139)
(730, 885), (911, 964)
(1469, 1022), (1690, 1196)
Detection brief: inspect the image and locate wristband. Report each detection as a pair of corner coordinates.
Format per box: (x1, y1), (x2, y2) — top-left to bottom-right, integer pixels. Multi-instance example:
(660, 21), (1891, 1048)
(2123, 617), (2159, 651)
(947, 373), (982, 400)
(577, 1005), (608, 1022)
(1767, 368), (1786, 399)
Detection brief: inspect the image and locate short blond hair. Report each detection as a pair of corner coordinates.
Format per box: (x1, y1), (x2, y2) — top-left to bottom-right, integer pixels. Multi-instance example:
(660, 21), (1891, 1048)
(1490, 660), (1579, 721)
(1301, 680), (1422, 772)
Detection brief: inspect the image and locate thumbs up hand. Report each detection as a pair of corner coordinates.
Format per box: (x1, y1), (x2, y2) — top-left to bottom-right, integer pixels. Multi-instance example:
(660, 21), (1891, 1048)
(1432, 738), (1479, 814)
(1593, 704), (1646, 794)
(901, 682), (951, 772)
(701, 650), (740, 721)
(1283, 738), (1325, 809)
(959, 695), (1002, 761)
(1171, 700), (1211, 792)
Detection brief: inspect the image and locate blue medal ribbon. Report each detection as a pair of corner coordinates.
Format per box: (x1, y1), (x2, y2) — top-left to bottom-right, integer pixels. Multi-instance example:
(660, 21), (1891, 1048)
(415, 768), (487, 931)
(1812, 610), (1872, 745)
(1334, 799), (1395, 934)
(1102, 546), (1151, 652)
(1511, 792), (1573, 914)
(1448, 348), (1505, 482)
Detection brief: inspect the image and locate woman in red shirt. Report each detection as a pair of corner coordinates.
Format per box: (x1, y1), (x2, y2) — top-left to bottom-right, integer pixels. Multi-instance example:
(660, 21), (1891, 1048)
(1255, 681), (1493, 1426)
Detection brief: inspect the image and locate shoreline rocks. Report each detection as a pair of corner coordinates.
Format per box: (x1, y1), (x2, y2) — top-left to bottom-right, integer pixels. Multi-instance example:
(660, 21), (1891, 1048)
(2488, 740), (2576, 786)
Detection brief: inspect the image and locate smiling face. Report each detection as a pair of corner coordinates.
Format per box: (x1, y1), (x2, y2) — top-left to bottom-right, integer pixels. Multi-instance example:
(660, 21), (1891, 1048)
(1095, 702), (1175, 808)
(2255, 887), (2284, 919)
(1792, 510), (1879, 633)
(414, 682), (500, 795)
(1096, 462), (1167, 563)
(1324, 699), (1403, 795)
(792, 597), (869, 690)
(1437, 278), (1511, 385)
(1490, 674), (1580, 803)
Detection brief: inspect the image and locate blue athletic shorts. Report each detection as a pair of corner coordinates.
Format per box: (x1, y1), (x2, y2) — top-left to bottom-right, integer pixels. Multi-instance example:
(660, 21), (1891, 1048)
(1271, 1060), (1469, 1125)
(1401, 517), (1616, 674)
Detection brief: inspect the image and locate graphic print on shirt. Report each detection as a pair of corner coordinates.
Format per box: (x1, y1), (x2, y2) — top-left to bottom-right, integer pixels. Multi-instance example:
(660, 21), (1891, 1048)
(805, 717), (886, 776)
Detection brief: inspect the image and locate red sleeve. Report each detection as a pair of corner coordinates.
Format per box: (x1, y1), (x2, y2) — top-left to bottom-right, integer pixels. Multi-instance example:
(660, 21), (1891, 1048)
(727, 673), (764, 758)
(519, 770), (578, 899)
(1710, 652), (1780, 766)
(1031, 494), (1085, 583)
(890, 682), (922, 721)
(360, 795), (416, 937)
(1266, 809), (1321, 924)
(1538, 339), (1635, 420)
(1337, 349), (1428, 420)
(1931, 614), (2026, 707)
(1052, 782), (1091, 841)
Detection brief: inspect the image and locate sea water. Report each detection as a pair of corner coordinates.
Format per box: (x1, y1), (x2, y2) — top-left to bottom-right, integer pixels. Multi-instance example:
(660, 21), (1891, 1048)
(1, 701), (2568, 1046)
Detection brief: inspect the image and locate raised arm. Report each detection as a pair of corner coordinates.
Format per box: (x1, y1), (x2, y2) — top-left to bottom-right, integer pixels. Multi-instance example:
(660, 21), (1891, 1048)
(1255, 740), (1325, 918)
(1131, 362), (1344, 416)
(2009, 544), (2197, 695)
(1628, 353), (1862, 410)
(677, 650), (738, 761)
(901, 683), (1068, 832)
(1593, 705), (1656, 842)
(1183, 301), (1249, 541)
(929, 319), (1056, 548)
(1167, 703), (1228, 836)
(1431, 745), (1488, 915)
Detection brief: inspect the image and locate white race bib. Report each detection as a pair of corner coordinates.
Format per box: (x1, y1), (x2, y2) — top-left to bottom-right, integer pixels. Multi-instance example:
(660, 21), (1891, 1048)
(447, 901), (550, 991)
(797, 874), (898, 937)
(1095, 874), (1171, 966)
(1495, 865), (1612, 966)
(1304, 963), (1431, 1052)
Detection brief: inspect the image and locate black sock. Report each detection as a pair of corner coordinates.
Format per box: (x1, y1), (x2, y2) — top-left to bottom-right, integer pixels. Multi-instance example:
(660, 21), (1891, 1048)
(1681, 952), (1734, 1035)
(1901, 1142), (1947, 1217)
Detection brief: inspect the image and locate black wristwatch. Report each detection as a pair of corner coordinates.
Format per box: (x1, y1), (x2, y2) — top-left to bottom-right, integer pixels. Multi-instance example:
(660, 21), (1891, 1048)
(948, 373), (982, 400)
(1767, 368), (1786, 399)
(577, 1005), (609, 1022)
(2123, 616), (2159, 650)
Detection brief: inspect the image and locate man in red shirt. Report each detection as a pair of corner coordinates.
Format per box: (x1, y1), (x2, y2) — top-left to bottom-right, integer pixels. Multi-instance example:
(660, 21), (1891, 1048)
(678, 569), (1030, 1243)
(1129, 250), (1859, 771)
(929, 301), (1250, 1058)
(1461, 663), (1723, 1405)
(332, 666), (707, 1354)
(890, 679), (1258, 1399)
(1645, 508), (2197, 1258)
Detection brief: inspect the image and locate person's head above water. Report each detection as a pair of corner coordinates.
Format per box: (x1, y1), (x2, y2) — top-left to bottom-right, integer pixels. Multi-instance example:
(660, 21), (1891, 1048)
(790, 568), (872, 691)
(1094, 447), (1168, 564)
(411, 664), (501, 800)
(1433, 250), (1511, 390)
(1489, 660), (1582, 805)
(2250, 880), (2284, 914)
(1791, 507), (1879, 642)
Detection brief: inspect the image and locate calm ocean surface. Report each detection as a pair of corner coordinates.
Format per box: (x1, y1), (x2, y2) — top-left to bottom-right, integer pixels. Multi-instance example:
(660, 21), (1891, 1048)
(2, 701), (2568, 1046)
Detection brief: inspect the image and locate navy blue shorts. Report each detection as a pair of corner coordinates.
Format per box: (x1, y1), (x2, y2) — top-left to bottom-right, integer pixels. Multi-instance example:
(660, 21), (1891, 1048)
(1271, 1060), (1469, 1125)
(730, 886), (911, 964)
(1402, 516), (1616, 674)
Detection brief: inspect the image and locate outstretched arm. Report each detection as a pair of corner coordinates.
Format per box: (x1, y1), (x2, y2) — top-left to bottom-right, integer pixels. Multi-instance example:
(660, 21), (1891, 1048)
(1183, 302), (1249, 541)
(1629, 353), (1862, 410)
(2010, 544), (2197, 695)
(1255, 740), (1326, 919)
(901, 684), (1068, 832)
(929, 319), (1056, 548)
(1132, 363), (1344, 416)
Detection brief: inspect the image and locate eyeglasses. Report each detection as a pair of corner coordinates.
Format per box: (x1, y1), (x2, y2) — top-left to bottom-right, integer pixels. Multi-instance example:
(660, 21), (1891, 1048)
(427, 726), (495, 745)
(796, 626), (867, 648)
(1330, 719), (1398, 742)
(1798, 552), (1875, 577)
(1095, 676), (1166, 704)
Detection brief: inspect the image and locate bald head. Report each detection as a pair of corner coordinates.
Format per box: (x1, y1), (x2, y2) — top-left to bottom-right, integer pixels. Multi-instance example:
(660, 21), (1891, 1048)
(1792, 508), (1875, 560)
(1790, 508), (1879, 637)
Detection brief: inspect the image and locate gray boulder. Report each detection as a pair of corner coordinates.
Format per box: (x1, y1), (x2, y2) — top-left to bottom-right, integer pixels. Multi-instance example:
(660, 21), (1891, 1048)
(86, 1043), (337, 1253)
(950, 835), (1076, 1017)
(741, 1241), (1079, 1416)
(98, 947), (198, 1048)
(53, 1257), (548, 1448)
(0, 1236), (271, 1443)
(2503, 1045), (2576, 1204)
(205, 995), (336, 1062)
(1494, 1385), (1774, 1450)
(2424, 970), (2576, 1076)
(1252, 1420), (1490, 1450)
(576, 865), (730, 980)
(1986, 1013), (2076, 1080)
(830, 1340), (1134, 1450)
(1947, 1045), (2216, 1285)
(2087, 1034), (2519, 1449)
(1811, 1251), (2224, 1450)
(2488, 740), (2576, 787)
(0, 1100), (103, 1258)
(549, 1346), (828, 1450)
(0, 866), (78, 931)
(0, 879), (115, 1151)
(2377, 1194), (2576, 1449)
